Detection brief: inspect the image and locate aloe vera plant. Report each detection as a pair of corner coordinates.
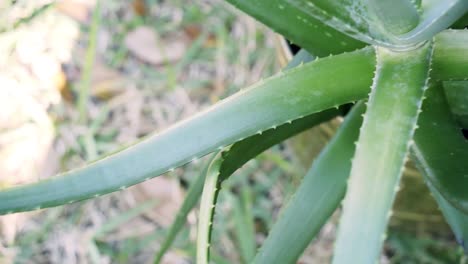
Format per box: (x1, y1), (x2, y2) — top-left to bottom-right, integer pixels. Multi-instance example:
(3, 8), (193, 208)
(1, 0), (468, 262)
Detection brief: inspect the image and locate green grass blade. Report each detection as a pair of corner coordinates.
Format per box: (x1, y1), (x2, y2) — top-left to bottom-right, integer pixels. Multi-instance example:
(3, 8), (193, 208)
(77, 0), (101, 123)
(232, 188), (256, 263)
(443, 80), (468, 128)
(411, 84), (468, 213)
(153, 161), (209, 264)
(197, 152), (223, 264)
(254, 102), (366, 264)
(333, 42), (433, 264)
(0, 47), (376, 215)
(426, 180), (468, 254)
(224, 0), (365, 56)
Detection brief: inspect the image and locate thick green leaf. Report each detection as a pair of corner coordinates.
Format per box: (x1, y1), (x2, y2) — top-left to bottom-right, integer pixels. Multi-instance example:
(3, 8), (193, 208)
(224, 0), (365, 56)
(286, 0), (467, 48)
(0, 31), (467, 215)
(426, 181), (468, 254)
(254, 102), (366, 264)
(443, 80), (468, 128)
(412, 84), (468, 213)
(333, 43), (433, 264)
(0, 48), (376, 215)
(396, 0), (468, 45)
(154, 49), (328, 263)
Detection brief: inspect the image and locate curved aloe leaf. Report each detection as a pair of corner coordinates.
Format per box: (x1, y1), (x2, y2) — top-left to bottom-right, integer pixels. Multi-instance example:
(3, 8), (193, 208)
(333, 43), (433, 264)
(0, 31), (466, 215)
(0, 48), (376, 215)
(443, 80), (468, 128)
(154, 49), (329, 263)
(427, 181), (468, 254)
(224, 0), (366, 56)
(197, 152), (223, 264)
(287, 0), (467, 49)
(285, 0), (393, 47)
(396, 0), (468, 45)
(412, 84), (468, 213)
(153, 107), (338, 264)
(254, 102), (365, 264)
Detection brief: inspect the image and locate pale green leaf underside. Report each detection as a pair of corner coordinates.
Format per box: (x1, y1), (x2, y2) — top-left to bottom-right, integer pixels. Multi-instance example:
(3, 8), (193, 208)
(333, 42), (433, 264)
(254, 102), (365, 264)
(197, 152), (223, 264)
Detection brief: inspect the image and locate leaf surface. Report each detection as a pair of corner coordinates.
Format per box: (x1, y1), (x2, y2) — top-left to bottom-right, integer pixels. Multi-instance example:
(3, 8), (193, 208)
(254, 102), (366, 264)
(412, 84), (468, 213)
(333, 42), (433, 264)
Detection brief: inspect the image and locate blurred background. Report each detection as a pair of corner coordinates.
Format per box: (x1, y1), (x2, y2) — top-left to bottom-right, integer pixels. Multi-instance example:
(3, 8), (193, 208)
(0, 1), (465, 263)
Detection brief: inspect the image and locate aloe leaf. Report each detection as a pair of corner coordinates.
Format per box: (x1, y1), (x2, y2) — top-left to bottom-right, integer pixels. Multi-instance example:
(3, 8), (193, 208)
(396, 0), (468, 45)
(197, 152), (223, 264)
(366, 0), (419, 35)
(155, 49), (332, 263)
(0, 48), (376, 215)
(224, 0), (365, 56)
(154, 100), (337, 263)
(333, 43), (433, 264)
(443, 80), (468, 128)
(411, 84), (468, 213)
(285, 0), (391, 47)
(254, 102), (366, 264)
(433, 30), (468, 81)
(426, 180), (468, 254)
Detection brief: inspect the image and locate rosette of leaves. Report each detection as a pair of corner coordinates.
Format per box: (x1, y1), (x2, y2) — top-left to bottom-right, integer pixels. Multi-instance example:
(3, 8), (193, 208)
(1, 1), (468, 263)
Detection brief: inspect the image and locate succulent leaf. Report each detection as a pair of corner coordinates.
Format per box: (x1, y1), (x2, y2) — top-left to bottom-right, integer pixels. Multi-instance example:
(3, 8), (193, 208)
(412, 83), (468, 213)
(224, 0), (365, 56)
(0, 48), (376, 214)
(254, 102), (366, 264)
(333, 42), (433, 264)
(443, 80), (468, 128)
